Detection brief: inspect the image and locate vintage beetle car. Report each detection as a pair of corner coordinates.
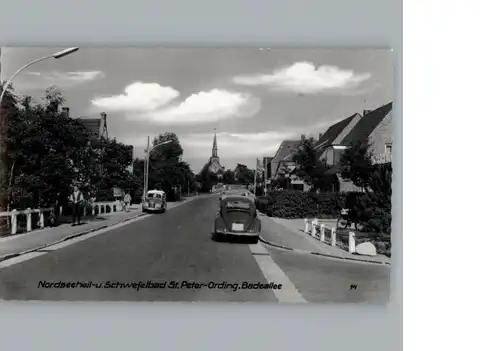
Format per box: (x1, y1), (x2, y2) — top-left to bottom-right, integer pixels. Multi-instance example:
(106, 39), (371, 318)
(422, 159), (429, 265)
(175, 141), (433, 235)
(213, 195), (261, 243)
(142, 189), (167, 213)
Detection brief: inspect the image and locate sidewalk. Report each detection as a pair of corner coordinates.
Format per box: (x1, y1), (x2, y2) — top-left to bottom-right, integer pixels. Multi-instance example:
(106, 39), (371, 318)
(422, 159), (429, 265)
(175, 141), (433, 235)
(259, 214), (390, 264)
(0, 200), (190, 261)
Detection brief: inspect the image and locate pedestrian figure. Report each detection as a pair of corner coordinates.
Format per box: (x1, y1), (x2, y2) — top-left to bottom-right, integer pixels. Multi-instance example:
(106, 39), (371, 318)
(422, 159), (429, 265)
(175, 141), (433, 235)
(124, 191), (131, 212)
(69, 185), (84, 226)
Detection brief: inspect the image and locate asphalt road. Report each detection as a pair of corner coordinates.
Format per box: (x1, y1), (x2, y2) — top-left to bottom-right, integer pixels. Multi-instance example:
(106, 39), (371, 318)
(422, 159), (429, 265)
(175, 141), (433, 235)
(0, 195), (390, 303)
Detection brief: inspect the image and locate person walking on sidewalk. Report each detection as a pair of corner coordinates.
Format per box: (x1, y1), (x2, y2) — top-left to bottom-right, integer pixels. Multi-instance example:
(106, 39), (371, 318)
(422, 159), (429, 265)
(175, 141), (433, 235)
(69, 185), (84, 226)
(123, 191), (131, 212)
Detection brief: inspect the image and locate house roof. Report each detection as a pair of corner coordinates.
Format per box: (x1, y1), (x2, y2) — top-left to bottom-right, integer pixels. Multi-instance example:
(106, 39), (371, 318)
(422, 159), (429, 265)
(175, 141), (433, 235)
(75, 118), (101, 136)
(314, 113), (358, 150)
(271, 140), (301, 163)
(340, 102), (392, 146)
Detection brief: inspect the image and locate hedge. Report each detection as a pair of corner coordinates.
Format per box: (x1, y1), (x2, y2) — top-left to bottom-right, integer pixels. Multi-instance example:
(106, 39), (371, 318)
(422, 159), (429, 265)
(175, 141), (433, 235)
(259, 189), (391, 235)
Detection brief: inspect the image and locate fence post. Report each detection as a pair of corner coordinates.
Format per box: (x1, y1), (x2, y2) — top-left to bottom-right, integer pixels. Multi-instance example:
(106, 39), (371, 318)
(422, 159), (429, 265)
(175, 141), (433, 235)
(39, 210), (45, 229)
(304, 219), (310, 234)
(311, 219), (317, 238)
(59, 206), (63, 216)
(10, 209), (18, 235)
(348, 231), (356, 253)
(26, 208), (32, 232)
(331, 227), (336, 247)
(320, 224), (325, 242)
(92, 205), (95, 216)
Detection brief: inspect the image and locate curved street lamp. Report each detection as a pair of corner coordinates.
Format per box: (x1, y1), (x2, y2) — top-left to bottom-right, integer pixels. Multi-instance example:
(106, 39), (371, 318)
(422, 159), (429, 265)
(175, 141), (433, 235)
(143, 139), (173, 199)
(0, 47), (79, 109)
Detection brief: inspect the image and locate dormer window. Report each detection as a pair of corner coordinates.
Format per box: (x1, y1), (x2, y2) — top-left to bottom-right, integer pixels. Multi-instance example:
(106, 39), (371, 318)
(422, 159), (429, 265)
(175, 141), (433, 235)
(385, 143), (393, 156)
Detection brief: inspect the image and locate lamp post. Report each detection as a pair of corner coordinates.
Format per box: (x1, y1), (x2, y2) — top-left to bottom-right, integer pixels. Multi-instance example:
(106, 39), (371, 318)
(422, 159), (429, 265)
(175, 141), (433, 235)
(0, 47), (79, 109)
(143, 139), (173, 199)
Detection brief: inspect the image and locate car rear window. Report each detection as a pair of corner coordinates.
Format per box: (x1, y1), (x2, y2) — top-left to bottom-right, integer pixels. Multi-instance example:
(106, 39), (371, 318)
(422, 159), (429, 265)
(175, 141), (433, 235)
(225, 201), (251, 209)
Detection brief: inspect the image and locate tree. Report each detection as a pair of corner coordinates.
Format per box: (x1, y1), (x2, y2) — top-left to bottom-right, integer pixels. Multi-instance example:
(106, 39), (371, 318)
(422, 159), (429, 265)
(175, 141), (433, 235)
(339, 138), (392, 234)
(222, 169), (235, 184)
(292, 137), (336, 191)
(1, 87), (98, 209)
(91, 138), (139, 201)
(146, 132), (195, 199)
(234, 163), (255, 184)
(196, 163), (219, 192)
(339, 139), (374, 191)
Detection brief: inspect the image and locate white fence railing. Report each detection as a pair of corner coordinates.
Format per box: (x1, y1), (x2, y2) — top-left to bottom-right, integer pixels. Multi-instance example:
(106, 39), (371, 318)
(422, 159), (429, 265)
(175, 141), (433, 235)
(0, 201), (124, 236)
(304, 218), (356, 253)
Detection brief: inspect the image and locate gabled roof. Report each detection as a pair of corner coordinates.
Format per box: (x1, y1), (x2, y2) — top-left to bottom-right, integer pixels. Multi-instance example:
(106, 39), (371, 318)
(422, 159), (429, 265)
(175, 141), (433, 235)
(341, 102), (392, 146)
(75, 118), (101, 137)
(314, 113), (359, 150)
(271, 140), (301, 163)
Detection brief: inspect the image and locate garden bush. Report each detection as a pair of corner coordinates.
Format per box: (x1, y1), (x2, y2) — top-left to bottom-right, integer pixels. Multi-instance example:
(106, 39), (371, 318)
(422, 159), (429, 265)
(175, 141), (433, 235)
(267, 190), (316, 219)
(255, 195), (273, 213)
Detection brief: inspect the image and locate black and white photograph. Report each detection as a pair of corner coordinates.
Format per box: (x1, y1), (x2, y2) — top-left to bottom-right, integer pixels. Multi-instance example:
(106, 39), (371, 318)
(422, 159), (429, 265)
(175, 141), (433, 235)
(0, 47), (393, 303)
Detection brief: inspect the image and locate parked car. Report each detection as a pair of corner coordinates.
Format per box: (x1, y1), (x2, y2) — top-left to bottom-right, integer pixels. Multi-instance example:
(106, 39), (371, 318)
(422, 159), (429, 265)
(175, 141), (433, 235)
(213, 195), (261, 243)
(142, 190), (166, 213)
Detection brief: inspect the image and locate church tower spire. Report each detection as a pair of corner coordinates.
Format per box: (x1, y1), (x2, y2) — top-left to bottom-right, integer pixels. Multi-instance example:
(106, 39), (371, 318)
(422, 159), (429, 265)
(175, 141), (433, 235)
(212, 128), (218, 158)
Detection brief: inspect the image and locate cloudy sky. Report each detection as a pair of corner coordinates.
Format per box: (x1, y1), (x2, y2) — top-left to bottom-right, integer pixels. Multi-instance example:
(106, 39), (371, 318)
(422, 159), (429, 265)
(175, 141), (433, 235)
(1, 47), (392, 172)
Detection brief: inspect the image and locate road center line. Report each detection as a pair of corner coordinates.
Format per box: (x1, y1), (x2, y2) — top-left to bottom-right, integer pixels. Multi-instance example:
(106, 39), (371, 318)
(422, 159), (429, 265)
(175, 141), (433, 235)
(249, 242), (307, 303)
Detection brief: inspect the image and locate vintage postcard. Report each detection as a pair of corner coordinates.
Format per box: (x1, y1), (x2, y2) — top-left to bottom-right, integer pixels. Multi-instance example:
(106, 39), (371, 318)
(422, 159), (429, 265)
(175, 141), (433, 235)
(0, 47), (393, 303)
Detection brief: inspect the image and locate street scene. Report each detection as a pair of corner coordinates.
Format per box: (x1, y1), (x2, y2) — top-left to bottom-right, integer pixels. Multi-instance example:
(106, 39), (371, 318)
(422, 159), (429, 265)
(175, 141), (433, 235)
(0, 47), (393, 303)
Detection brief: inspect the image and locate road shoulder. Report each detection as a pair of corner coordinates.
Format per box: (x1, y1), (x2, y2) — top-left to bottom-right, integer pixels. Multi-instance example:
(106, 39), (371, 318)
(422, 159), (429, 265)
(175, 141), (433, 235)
(258, 214), (390, 265)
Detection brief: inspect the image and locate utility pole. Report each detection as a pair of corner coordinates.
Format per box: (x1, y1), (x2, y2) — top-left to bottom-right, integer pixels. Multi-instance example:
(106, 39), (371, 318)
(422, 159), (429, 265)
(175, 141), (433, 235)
(143, 136), (150, 200)
(264, 158), (267, 196)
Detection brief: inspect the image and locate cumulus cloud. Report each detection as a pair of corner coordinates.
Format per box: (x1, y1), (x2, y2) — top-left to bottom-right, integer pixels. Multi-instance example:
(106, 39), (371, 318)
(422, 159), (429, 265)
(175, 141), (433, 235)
(24, 70), (104, 88)
(147, 89), (260, 125)
(232, 61), (371, 94)
(91, 82), (180, 112)
(92, 82), (260, 125)
(181, 131), (294, 158)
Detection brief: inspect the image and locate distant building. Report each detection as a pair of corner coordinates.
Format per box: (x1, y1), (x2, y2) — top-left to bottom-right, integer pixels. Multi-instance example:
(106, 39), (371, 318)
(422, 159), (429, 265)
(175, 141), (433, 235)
(206, 129), (224, 179)
(65, 107), (109, 140)
(262, 156), (273, 184)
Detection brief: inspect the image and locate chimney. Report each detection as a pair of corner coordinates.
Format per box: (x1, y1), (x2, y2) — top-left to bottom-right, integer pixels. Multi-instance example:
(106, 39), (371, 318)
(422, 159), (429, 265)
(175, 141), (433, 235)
(363, 109), (371, 116)
(62, 107), (69, 118)
(100, 112), (107, 137)
(318, 132), (323, 140)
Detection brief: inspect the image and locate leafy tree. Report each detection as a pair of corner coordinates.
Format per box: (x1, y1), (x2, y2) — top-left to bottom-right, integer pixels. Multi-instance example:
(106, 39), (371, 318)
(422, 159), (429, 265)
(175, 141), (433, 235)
(234, 163), (256, 184)
(1, 87), (98, 209)
(91, 138), (139, 201)
(222, 169), (236, 184)
(340, 139), (373, 191)
(291, 137), (336, 191)
(339, 138), (393, 234)
(146, 132), (195, 199)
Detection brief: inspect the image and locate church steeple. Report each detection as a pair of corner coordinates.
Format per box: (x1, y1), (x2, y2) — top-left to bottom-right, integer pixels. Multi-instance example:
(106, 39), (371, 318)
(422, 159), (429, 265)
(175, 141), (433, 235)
(212, 128), (218, 158)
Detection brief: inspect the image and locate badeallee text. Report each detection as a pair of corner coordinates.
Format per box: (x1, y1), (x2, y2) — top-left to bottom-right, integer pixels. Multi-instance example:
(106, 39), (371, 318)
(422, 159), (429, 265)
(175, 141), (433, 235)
(37, 280), (283, 292)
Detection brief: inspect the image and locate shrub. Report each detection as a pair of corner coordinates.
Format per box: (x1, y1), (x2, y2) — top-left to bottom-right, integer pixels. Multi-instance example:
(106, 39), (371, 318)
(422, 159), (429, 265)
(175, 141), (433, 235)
(267, 190), (316, 219)
(255, 195), (273, 213)
(308, 191), (347, 218)
(265, 190), (360, 219)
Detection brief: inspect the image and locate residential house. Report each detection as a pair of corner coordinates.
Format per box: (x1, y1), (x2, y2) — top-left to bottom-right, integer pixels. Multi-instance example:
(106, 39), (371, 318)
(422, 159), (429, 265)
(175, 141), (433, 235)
(262, 156), (273, 185)
(269, 114), (361, 191)
(319, 102), (393, 191)
(269, 139), (301, 178)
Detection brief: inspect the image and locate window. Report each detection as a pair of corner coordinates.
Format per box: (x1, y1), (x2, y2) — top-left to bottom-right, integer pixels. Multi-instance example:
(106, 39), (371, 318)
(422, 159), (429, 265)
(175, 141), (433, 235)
(385, 143), (393, 156)
(225, 201), (251, 209)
